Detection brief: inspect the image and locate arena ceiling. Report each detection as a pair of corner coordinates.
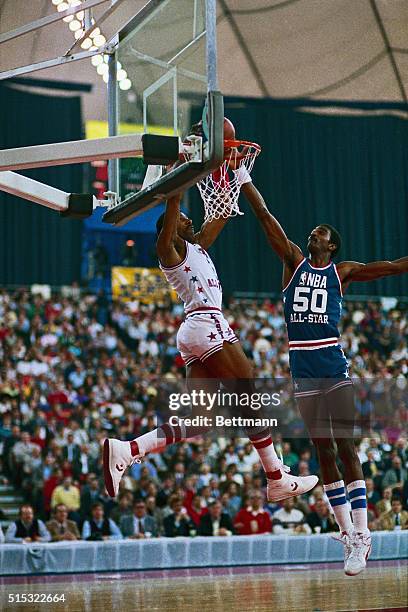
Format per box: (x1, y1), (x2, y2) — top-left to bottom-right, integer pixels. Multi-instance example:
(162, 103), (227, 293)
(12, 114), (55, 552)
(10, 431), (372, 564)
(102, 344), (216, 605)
(0, 0), (407, 121)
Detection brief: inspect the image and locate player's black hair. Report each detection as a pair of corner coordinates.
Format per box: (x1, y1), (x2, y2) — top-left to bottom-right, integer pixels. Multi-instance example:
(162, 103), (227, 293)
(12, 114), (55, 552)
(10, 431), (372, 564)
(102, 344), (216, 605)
(156, 212), (166, 237)
(320, 224), (342, 258)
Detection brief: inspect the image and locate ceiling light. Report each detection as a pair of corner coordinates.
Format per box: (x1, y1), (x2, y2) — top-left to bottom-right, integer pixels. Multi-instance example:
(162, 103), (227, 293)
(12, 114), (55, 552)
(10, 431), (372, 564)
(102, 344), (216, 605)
(102, 73), (109, 84)
(117, 69), (127, 81)
(63, 14), (74, 23)
(93, 34), (106, 47)
(119, 79), (132, 91)
(52, 0), (64, 5)
(76, 10), (84, 20)
(57, 2), (69, 11)
(90, 27), (100, 39)
(80, 37), (93, 49)
(96, 63), (109, 75)
(74, 28), (84, 39)
(91, 54), (103, 67)
(69, 19), (81, 31)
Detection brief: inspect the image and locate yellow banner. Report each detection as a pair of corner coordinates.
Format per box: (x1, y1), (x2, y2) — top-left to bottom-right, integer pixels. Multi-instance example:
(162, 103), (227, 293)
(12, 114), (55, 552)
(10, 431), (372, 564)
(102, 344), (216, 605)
(111, 266), (177, 303)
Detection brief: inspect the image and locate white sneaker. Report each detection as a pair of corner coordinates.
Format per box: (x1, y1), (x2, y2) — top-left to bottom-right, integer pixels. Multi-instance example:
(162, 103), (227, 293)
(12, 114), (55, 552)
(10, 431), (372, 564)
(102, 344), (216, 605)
(332, 531), (353, 571)
(103, 438), (144, 498)
(267, 465), (319, 502)
(344, 531), (371, 576)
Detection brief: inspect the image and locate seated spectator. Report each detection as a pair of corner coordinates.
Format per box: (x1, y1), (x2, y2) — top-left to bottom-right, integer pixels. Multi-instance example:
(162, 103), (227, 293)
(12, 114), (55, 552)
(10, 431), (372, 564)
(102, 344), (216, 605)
(51, 476), (80, 522)
(5, 504), (51, 543)
(186, 493), (207, 528)
(362, 450), (383, 482)
(80, 474), (106, 520)
(233, 492), (272, 535)
(225, 482), (242, 519)
(109, 491), (134, 526)
(378, 496), (408, 531)
(273, 497), (312, 535)
(120, 500), (158, 538)
(376, 487), (393, 516)
(82, 503), (122, 541)
(62, 432), (80, 464)
(307, 499), (338, 534)
(382, 456), (407, 493)
(163, 496), (193, 537)
(198, 500), (234, 537)
(46, 504), (81, 542)
(365, 477), (381, 512)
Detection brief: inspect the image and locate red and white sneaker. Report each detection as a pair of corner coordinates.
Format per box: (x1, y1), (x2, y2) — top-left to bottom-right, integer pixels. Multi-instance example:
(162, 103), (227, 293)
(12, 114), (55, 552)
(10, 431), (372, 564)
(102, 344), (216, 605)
(267, 464), (319, 502)
(103, 439), (144, 498)
(332, 531), (353, 572)
(344, 531), (371, 576)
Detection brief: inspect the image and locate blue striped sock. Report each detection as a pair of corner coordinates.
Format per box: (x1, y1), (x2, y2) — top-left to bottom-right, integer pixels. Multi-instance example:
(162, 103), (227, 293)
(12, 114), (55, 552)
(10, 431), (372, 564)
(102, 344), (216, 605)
(347, 480), (368, 532)
(324, 480), (353, 533)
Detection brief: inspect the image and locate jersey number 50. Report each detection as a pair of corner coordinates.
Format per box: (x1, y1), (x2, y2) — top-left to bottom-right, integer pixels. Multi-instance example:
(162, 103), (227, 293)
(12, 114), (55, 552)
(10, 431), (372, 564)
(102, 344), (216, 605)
(293, 287), (328, 314)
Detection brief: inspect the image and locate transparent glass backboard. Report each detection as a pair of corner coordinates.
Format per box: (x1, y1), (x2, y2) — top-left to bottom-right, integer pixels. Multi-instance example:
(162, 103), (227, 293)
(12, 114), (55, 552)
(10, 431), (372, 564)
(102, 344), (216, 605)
(117, 0), (209, 199)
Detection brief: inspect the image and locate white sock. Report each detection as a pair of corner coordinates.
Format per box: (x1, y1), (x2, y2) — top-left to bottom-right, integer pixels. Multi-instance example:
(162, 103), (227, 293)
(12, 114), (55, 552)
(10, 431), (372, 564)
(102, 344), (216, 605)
(133, 422), (187, 455)
(324, 480), (353, 534)
(347, 480), (368, 533)
(248, 431), (282, 475)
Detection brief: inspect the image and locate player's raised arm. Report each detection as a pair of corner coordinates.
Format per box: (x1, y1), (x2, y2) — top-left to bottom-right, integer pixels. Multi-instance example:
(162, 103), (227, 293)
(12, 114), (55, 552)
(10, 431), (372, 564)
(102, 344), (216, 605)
(241, 182), (303, 268)
(156, 193), (183, 267)
(337, 256), (408, 290)
(194, 217), (229, 250)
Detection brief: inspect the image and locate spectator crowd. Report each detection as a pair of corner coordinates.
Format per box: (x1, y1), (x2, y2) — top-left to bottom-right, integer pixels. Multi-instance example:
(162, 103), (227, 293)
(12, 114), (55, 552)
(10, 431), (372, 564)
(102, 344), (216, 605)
(0, 288), (406, 543)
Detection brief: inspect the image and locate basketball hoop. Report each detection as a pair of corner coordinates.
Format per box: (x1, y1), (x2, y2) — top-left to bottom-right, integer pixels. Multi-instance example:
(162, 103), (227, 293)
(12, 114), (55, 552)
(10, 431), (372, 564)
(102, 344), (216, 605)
(195, 139), (261, 222)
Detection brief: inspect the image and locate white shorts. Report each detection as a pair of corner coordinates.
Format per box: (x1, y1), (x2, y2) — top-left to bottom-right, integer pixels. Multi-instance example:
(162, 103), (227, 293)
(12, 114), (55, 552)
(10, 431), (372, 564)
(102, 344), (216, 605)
(177, 310), (239, 366)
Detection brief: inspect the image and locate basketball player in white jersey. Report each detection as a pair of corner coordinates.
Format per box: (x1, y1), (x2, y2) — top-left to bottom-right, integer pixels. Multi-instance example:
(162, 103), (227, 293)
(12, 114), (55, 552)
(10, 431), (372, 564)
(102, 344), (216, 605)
(104, 190), (318, 501)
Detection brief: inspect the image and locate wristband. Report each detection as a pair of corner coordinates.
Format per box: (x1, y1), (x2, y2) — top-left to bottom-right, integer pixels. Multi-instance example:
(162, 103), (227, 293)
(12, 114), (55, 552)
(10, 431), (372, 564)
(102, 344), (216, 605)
(233, 165), (252, 185)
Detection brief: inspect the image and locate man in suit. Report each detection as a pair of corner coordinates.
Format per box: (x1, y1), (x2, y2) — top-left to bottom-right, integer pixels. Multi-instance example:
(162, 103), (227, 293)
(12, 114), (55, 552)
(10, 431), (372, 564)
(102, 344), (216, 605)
(82, 502), (122, 541)
(5, 504), (51, 543)
(62, 432), (81, 464)
(163, 496), (193, 537)
(379, 497), (408, 531)
(307, 498), (339, 534)
(46, 504), (81, 541)
(198, 500), (234, 536)
(120, 500), (158, 538)
(80, 474), (105, 520)
(382, 456), (407, 493)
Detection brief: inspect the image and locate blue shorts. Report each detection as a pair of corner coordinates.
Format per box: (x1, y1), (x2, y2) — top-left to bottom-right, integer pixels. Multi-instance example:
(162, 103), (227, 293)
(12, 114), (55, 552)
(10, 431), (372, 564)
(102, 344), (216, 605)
(289, 344), (352, 398)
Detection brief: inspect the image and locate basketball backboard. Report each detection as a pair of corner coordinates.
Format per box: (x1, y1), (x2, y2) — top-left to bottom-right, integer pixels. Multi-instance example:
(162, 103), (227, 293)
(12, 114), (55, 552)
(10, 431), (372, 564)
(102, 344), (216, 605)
(0, 0), (223, 224)
(102, 0), (224, 226)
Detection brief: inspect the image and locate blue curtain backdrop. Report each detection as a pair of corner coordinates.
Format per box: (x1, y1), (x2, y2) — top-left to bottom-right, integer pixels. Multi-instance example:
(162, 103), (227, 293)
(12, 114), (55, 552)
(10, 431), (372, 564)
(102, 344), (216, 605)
(190, 100), (408, 298)
(0, 84), (83, 285)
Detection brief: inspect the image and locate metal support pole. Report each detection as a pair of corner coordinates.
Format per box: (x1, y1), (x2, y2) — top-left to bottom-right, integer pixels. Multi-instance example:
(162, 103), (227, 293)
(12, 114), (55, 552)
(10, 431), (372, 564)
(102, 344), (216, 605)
(206, 0), (218, 92)
(107, 52), (119, 195)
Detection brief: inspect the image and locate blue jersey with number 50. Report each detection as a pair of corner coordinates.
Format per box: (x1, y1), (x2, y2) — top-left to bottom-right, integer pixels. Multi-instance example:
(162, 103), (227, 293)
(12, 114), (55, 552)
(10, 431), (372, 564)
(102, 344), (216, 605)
(283, 258), (343, 351)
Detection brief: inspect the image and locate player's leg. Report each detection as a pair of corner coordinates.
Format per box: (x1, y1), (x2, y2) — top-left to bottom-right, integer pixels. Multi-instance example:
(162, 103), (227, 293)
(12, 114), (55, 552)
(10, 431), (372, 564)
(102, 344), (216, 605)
(104, 360), (215, 497)
(328, 384), (371, 575)
(204, 341), (319, 501)
(298, 393), (353, 535)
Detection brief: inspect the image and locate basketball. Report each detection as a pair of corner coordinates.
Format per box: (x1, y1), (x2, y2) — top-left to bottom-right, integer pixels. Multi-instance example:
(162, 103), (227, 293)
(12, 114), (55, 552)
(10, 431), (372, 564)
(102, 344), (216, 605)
(224, 117), (235, 140)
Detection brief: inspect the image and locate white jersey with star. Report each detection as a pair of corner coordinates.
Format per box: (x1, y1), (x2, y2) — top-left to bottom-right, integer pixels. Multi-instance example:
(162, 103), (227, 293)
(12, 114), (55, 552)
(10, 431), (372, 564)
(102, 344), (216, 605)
(159, 240), (222, 314)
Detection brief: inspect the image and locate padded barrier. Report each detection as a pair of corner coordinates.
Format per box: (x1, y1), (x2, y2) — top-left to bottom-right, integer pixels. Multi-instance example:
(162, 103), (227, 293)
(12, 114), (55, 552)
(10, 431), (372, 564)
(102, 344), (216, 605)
(0, 531), (406, 576)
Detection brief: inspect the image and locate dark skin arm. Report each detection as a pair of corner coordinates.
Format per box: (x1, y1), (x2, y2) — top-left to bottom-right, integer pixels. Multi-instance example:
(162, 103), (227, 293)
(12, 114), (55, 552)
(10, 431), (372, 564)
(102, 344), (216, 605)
(194, 217), (229, 250)
(337, 257), (408, 291)
(156, 193), (184, 267)
(241, 182), (304, 287)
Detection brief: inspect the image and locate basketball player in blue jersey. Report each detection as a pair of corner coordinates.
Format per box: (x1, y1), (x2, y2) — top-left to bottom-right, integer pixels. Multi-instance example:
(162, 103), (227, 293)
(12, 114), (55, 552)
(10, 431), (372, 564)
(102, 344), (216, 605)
(242, 176), (408, 575)
(104, 190), (318, 506)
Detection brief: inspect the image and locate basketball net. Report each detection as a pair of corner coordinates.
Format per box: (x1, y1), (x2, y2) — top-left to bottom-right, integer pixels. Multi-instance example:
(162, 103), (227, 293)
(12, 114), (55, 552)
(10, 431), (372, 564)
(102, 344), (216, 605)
(196, 140), (261, 222)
